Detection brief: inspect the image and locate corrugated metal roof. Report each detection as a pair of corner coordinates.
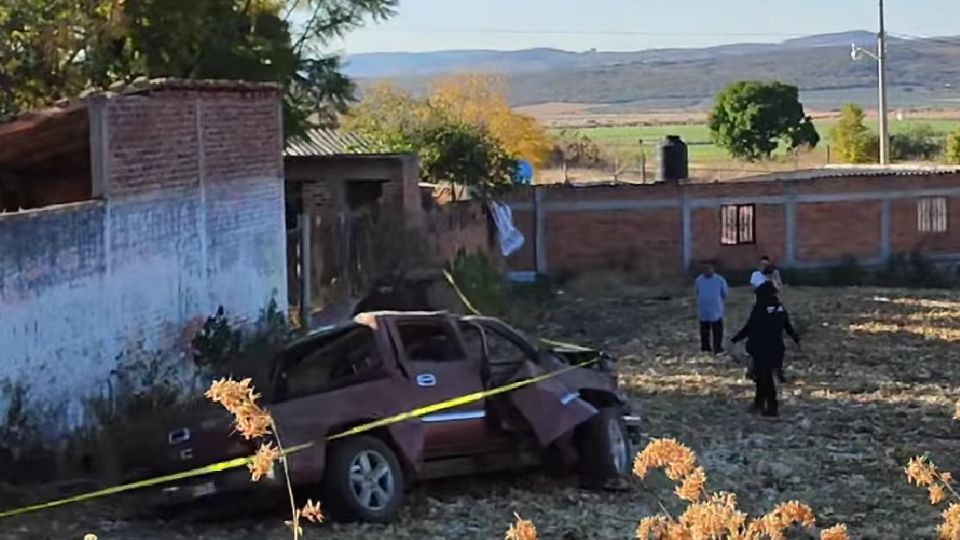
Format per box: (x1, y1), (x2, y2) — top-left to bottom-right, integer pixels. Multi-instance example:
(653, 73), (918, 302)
(284, 128), (374, 157)
(740, 165), (960, 183)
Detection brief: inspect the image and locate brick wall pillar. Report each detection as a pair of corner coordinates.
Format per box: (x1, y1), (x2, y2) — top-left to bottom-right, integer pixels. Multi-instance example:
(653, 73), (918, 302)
(880, 199), (892, 261)
(534, 186), (547, 274)
(680, 190), (692, 270)
(784, 185), (798, 267)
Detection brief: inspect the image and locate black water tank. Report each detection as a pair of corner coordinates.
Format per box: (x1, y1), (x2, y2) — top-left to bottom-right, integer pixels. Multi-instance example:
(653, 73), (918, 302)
(658, 135), (689, 183)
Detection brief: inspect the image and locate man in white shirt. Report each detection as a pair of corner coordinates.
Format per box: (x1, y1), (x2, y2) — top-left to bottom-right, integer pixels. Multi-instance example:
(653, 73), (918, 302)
(750, 256), (783, 291)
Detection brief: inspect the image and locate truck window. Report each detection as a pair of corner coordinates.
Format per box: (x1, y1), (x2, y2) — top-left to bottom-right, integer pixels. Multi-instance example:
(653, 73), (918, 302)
(396, 321), (465, 362)
(276, 328), (384, 401)
(460, 324), (484, 363)
(459, 322), (536, 362)
(458, 322), (535, 385)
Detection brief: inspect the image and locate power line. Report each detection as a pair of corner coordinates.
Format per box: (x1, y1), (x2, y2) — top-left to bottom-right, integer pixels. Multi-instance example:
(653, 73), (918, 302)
(366, 27), (811, 39)
(891, 33), (960, 51)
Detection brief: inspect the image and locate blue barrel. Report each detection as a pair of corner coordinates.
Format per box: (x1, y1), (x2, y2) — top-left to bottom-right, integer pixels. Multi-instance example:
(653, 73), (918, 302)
(514, 159), (534, 185)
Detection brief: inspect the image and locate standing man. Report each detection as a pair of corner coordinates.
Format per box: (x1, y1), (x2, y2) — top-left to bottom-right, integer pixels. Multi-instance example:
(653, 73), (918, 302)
(731, 282), (800, 417)
(695, 260), (729, 354)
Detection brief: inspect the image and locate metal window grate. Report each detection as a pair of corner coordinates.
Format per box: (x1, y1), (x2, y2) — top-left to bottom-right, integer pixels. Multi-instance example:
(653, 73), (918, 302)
(720, 204), (756, 245)
(918, 197), (948, 234)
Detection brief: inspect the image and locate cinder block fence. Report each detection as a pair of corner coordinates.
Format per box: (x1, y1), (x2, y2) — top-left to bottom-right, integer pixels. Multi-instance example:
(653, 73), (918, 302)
(505, 168), (960, 275)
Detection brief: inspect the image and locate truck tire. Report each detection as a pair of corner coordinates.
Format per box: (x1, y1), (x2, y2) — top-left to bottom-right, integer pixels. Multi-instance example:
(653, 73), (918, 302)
(576, 406), (632, 484)
(320, 435), (405, 523)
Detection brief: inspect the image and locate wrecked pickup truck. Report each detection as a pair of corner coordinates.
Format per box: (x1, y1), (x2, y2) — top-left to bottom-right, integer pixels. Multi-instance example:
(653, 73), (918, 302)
(139, 311), (640, 522)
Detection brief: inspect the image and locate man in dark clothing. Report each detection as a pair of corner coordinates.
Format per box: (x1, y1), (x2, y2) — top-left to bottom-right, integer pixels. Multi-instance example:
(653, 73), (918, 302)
(731, 282), (800, 417)
(760, 268), (788, 382)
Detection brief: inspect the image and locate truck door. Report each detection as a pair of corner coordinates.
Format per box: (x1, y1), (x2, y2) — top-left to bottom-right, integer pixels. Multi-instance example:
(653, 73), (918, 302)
(389, 316), (489, 458)
(474, 321), (598, 448)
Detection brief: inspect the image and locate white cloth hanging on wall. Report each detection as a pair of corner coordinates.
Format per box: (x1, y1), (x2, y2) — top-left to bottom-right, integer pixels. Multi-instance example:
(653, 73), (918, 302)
(488, 201), (525, 257)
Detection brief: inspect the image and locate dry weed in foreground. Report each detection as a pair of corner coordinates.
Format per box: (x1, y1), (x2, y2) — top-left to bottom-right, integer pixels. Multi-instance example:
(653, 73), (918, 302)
(905, 455), (960, 538)
(503, 438), (848, 540)
(207, 378), (323, 539)
(505, 513), (538, 540)
(632, 438), (848, 540)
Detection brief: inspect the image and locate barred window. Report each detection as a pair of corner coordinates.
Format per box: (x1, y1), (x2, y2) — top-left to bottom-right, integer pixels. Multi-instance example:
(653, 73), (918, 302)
(720, 204), (756, 245)
(918, 197), (948, 234)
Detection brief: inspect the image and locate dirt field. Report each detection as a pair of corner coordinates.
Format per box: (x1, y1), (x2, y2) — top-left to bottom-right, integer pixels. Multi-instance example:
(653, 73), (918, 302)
(2, 282), (959, 539)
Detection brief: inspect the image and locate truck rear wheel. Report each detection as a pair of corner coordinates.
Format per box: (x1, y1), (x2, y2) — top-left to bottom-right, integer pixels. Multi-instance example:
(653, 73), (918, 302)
(320, 436), (405, 523)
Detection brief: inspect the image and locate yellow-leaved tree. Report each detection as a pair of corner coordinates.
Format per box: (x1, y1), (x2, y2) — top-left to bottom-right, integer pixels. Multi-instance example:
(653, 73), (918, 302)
(345, 75), (552, 168)
(429, 74), (553, 168)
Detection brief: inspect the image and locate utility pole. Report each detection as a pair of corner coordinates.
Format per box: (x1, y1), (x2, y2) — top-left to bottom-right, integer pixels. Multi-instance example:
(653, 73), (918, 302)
(851, 0), (891, 164)
(877, 0), (891, 164)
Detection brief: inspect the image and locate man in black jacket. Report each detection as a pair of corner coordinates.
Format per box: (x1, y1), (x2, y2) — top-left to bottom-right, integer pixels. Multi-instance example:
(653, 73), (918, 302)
(731, 282), (800, 417)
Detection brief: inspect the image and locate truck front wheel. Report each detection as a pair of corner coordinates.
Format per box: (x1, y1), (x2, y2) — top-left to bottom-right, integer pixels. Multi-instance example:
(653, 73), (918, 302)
(576, 406), (632, 487)
(320, 436), (405, 522)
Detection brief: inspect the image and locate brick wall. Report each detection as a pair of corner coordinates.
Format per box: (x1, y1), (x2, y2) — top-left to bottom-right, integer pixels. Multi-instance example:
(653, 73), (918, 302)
(546, 209), (681, 271)
(287, 155), (488, 281)
(505, 171), (960, 275)
(286, 155), (421, 225)
(795, 201), (882, 261)
(0, 82), (286, 437)
(423, 200), (492, 263)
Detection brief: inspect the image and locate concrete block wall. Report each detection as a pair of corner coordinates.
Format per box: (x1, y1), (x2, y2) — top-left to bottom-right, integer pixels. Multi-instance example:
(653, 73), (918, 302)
(0, 82), (286, 437)
(505, 172), (960, 275)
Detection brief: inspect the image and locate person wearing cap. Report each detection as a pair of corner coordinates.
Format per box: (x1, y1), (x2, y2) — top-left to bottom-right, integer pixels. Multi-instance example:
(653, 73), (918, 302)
(731, 281), (800, 417)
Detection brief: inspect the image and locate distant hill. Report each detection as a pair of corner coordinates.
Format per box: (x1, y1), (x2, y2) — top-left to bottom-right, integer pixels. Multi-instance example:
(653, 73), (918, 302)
(343, 48), (587, 78)
(344, 31), (960, 110)
(780, 30), (879, 49)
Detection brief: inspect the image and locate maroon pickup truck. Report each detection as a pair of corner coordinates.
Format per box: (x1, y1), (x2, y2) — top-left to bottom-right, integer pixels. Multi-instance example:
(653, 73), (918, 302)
(139, 311), (640, 522)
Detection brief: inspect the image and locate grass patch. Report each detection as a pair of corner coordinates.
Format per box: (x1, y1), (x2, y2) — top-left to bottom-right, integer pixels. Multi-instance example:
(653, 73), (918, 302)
(562, 117), (960, 165)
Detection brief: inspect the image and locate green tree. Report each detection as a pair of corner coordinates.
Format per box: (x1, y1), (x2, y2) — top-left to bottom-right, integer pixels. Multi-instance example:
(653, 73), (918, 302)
(341, 83), (435, 152)
(890, 124), (943, 162)
(943, 128), (960, 164)
(708, 81), (820, 161)
(830, 104), (879, 164)
(0, 0), (397, 137)
(416, 121), (516, 198)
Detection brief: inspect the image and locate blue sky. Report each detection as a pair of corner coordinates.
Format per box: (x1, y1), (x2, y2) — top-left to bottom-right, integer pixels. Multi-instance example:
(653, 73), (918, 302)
(334, 0), (960, 53)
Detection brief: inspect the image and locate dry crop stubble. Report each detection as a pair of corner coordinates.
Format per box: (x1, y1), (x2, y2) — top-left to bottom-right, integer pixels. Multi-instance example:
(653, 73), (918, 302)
(3, 284), (960, 538)
(530, 284), (960, 538)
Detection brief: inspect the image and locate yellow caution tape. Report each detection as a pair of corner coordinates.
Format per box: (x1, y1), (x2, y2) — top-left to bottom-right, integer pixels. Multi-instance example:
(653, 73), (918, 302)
(440, 268), (490, 318)
(0, 361), (596, 519)
(0, 271), (598, 520)
(441, 269), (593, 353)
(0, 443), (313, 519)
(327, 356), (598, 441)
